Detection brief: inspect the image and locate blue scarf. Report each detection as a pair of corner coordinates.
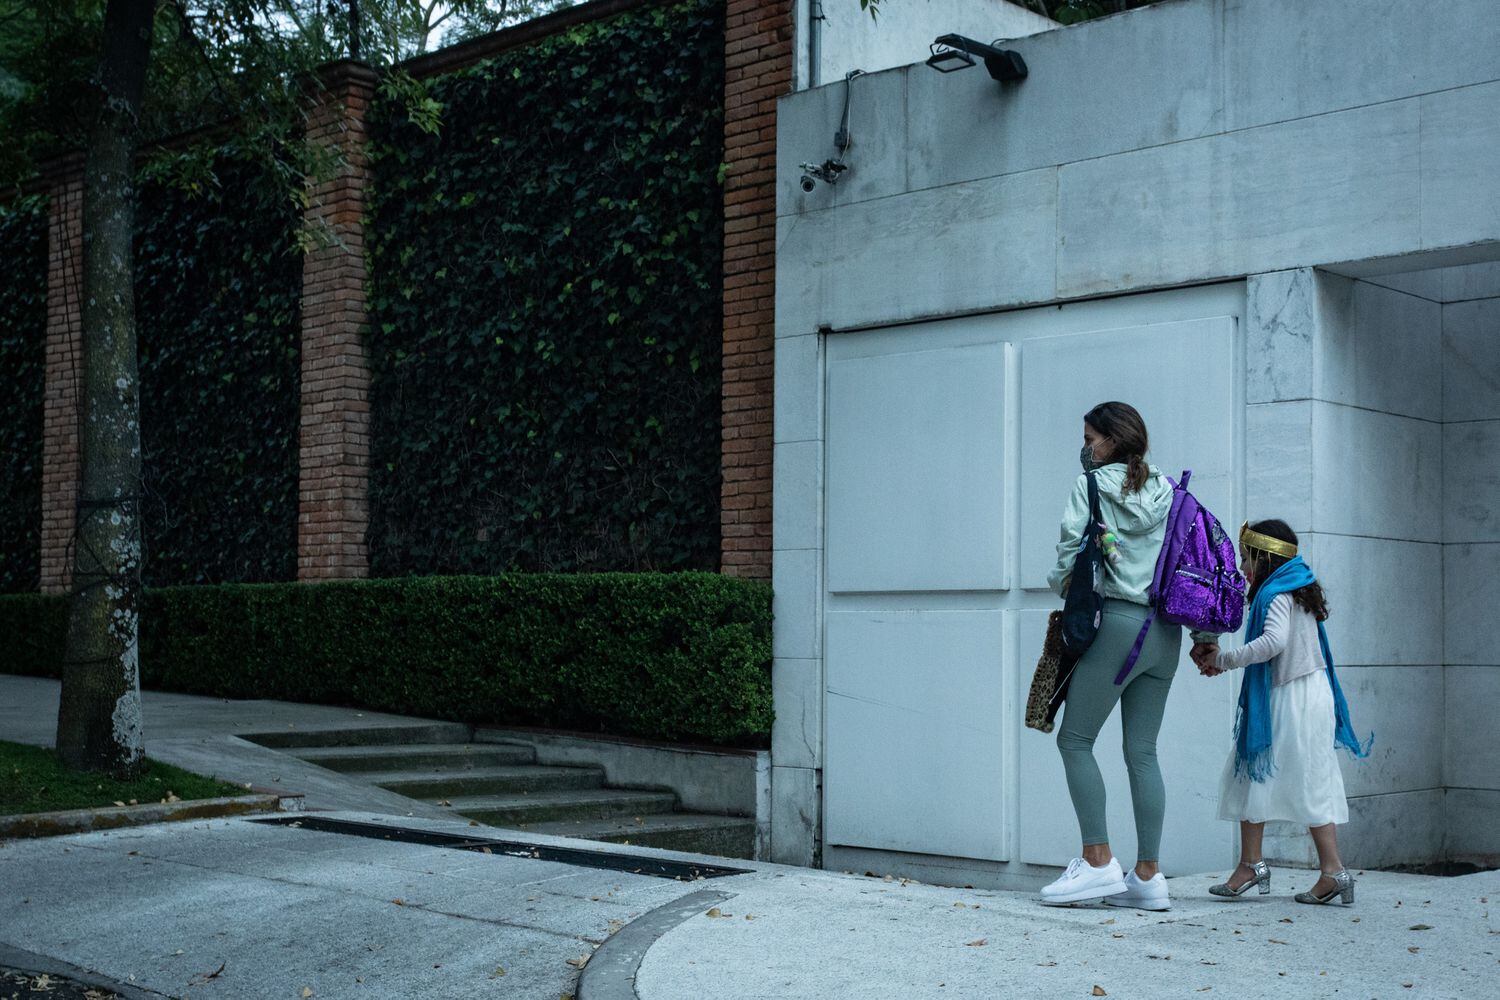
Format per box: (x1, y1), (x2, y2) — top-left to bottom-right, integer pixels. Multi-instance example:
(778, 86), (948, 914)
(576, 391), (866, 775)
(1233, 557), (1373, 781)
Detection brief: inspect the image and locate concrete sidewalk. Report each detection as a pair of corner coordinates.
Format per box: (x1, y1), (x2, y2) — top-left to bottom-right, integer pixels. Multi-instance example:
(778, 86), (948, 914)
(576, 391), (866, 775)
(4, 674), (1495, 998)
(631, 863), (1496, 999)
(2, 810), (1494, 999)
(1, 812), (711, 999)
(0, 675), (458, 818)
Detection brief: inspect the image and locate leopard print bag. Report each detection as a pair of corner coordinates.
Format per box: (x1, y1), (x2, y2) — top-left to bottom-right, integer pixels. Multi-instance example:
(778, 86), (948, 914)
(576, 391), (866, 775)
(1025, 610), (1078, 733)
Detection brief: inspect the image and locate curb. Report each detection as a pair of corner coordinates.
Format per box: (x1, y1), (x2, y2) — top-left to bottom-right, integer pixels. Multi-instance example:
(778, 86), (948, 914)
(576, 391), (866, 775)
(0, 943), (165, 1000)
(577, 888), (735, 1000)
(0, 792), (302, 840)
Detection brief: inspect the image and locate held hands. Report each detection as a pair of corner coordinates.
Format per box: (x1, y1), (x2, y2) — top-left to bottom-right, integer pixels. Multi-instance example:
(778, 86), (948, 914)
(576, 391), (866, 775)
(1191, 641), (1223, 676)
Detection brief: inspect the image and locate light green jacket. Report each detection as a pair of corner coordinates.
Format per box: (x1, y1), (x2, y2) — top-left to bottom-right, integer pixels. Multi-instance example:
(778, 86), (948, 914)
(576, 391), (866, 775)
(1047, 463), (1174, 606)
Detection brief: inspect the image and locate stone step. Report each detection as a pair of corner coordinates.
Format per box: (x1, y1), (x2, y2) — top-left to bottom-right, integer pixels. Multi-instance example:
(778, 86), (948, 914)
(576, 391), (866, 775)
(371, 764), (605, 799)
(244, 723), (472, 750)
(516, 812), (758, 860)
(445, 788), (680, 827)
(290, 743), (535, 773)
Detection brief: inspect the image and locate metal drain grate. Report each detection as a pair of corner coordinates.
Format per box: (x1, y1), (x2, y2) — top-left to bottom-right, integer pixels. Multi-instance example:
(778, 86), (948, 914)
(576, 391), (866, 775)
(251, 815), (752, 881)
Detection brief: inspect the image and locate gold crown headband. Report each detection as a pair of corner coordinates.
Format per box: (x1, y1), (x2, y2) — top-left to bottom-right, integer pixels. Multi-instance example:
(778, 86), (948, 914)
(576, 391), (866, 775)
(1239, 522), (1298, 559)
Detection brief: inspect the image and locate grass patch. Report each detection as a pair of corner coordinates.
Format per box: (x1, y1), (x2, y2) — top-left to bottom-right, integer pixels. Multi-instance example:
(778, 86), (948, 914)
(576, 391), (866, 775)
(0, 740), (247, 816)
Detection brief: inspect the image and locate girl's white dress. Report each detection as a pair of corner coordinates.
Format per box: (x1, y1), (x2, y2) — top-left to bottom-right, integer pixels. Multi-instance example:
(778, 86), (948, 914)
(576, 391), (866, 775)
(1215, 593), (1349, 826)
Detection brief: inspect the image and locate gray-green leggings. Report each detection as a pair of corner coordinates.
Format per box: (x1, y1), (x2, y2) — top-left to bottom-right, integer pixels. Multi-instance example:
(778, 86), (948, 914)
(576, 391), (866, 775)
(1056, 599), (1182, 861)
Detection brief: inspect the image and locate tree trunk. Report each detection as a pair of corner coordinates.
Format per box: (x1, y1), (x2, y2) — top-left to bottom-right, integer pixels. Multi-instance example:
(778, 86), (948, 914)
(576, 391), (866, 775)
(55, 0), (156, 778)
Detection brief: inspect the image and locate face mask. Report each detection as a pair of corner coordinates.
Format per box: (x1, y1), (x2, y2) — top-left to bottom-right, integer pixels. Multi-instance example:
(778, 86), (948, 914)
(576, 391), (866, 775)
(1080, 444), (1105, 473)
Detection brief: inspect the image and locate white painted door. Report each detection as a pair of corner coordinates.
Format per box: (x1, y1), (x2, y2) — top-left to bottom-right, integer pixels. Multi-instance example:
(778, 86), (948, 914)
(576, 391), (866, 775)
(821, 284), (1242, 874)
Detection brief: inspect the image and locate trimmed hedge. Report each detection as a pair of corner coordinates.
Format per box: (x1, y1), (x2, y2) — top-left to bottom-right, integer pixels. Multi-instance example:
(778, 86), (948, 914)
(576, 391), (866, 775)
(0, 572), (771, 747)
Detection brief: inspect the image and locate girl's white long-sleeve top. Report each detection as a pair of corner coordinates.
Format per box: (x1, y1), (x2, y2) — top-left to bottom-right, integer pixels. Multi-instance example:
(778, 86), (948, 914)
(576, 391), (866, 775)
(1215, 593), (1325, 686)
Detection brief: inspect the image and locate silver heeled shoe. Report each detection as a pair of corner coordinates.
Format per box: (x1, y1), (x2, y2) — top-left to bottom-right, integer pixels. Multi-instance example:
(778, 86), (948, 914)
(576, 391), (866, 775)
(1209, 859), (1270, 897)
(1294, 869), (1355, 905)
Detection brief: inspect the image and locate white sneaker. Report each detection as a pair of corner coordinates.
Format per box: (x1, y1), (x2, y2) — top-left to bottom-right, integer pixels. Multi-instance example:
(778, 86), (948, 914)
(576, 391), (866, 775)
(1039, 857), (1128, 905)
(1104, 870), (1171, 911)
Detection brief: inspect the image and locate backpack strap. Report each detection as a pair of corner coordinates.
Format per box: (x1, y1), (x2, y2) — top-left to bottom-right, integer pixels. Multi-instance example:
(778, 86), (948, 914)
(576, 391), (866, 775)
(1115, 608), (1156, 685)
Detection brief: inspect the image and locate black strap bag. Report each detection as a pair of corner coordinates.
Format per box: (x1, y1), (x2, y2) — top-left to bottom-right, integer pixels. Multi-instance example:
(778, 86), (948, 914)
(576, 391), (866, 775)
(1059, 470), (1106, 659)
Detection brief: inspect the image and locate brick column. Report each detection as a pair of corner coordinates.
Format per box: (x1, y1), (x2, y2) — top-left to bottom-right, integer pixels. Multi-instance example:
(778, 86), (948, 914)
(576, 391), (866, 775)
(720, 0), (792, 580)
(297, 60), (376, 581)
(39, 159), (85, 595)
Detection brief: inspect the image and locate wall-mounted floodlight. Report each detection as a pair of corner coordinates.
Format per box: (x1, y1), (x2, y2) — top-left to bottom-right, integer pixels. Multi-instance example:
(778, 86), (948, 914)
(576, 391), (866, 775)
(926, 34), (1028, 83)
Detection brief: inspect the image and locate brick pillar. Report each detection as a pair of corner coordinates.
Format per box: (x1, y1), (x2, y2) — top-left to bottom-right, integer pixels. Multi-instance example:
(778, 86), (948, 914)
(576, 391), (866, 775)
(39, 159), (85, 595)
(297, 60), (376, 581)
(720, 0), (791, 580)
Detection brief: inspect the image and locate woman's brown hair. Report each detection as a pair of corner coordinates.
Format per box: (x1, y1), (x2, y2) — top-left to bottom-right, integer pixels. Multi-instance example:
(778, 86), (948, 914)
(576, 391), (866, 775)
(1083, 401), (1151, 494)
(1244, 519), (1329, 621)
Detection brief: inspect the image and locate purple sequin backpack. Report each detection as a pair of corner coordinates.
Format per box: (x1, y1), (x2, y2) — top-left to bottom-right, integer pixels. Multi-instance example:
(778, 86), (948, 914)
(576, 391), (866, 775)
(1114, 470), (1246, 684)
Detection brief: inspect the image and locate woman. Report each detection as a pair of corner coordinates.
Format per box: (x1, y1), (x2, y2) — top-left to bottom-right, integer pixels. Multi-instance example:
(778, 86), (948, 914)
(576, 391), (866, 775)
(1040, 401), (1200, 911)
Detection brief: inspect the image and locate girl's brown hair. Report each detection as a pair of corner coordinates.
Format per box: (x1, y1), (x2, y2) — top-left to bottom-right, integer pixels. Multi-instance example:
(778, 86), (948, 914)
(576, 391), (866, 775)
(1244, 519), (1329, 621)
(1083, 401), (1151, 494)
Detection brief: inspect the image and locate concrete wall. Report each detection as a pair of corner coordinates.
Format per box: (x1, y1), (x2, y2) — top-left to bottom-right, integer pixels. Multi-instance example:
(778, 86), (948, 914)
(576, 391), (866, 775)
(1440, 263), (1500, 865)
(776, 0), (1500, 337)
(1246, 269), (1448, 868)
(773, 0), (1500, 878)
(793, 0), (1053, 90)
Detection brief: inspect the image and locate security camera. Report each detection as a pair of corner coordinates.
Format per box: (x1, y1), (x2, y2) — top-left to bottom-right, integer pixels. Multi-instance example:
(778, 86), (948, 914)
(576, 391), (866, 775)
(798, 159), (849, 191)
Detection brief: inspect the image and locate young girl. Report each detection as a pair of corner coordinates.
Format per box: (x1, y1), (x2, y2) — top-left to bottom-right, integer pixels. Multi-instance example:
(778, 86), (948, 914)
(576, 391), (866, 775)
(1192, 519), (1371, 905)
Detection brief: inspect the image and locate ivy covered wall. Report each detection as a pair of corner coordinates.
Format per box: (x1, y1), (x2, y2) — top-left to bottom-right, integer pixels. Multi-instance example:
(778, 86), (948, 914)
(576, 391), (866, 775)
(0, 197), (47, 593)
(134, 146), (303, 586)
(366, 0), (726, 576)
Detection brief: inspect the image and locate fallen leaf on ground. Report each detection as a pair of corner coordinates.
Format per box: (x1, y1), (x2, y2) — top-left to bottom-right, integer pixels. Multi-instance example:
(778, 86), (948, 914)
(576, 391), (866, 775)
(1036, 961), (1056, 967)
(391, 899), (405, 906)
(565, 955), (589, 970)
(1268, 938), (1288, 945)
(1409, 924), (1433, 931)
(187, 962), (226, 986)
(705, 907), (724, 918)
(1408, 947), (1420, 954)
(1092, 987), (1107, 997)
(1278, 917), (1293, 923)
(301, 989), (314, 998)
(113, 801), (125, 807)
(490, 967), (505, 978)
(1111, 933), (1125, 939)
(1403, 984), (1414, 989)
(964, 939), (987, 947)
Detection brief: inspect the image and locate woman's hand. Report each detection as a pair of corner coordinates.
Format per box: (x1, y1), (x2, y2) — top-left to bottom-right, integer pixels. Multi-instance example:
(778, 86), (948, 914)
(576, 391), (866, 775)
(1191, 642), (1222, 676)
